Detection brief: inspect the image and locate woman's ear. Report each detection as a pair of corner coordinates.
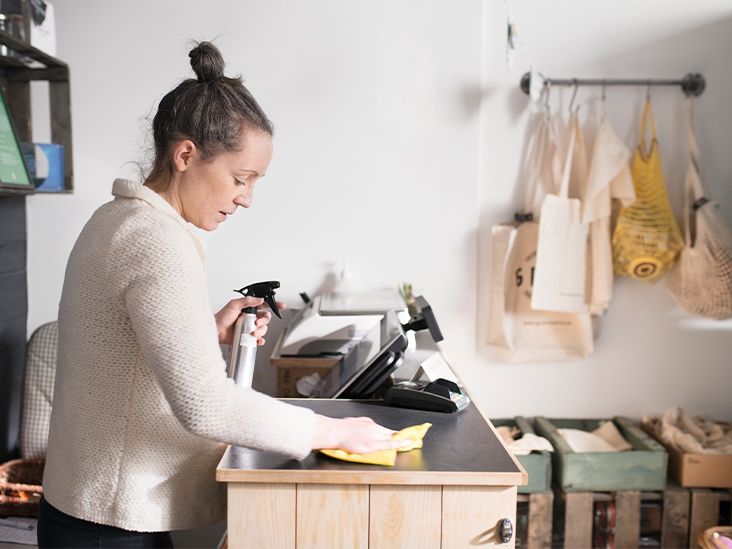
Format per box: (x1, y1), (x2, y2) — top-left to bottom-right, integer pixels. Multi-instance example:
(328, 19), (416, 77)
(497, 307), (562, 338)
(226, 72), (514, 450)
(171, 140), (197, 172)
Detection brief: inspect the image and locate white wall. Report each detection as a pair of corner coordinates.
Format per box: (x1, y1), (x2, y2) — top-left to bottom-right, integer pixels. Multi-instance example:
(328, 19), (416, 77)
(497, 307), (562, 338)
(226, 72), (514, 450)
(474, 1), (732, 422)
(26, 1), (732, 423)
(27, 0), (481, 382)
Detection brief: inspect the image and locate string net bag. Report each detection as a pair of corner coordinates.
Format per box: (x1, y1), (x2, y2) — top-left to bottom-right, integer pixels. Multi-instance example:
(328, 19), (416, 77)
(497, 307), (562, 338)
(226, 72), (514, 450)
(612, 100), (684, 281)
(667, 98), (732, 319)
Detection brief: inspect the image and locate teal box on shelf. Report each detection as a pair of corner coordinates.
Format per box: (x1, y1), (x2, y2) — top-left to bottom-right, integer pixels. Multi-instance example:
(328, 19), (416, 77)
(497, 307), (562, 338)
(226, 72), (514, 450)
(492, 416), (552, 494)
(534, 416), (668, 492)
(21, 143), (64, 192)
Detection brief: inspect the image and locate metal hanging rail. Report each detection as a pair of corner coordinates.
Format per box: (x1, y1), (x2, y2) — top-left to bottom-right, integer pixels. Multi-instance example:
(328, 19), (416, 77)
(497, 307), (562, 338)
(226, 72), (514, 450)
(519, 72), (706, 97)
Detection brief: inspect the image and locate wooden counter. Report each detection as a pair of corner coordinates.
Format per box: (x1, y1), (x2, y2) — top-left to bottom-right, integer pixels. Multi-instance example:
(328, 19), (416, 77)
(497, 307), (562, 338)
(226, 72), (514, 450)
(217, 399), (526, 548)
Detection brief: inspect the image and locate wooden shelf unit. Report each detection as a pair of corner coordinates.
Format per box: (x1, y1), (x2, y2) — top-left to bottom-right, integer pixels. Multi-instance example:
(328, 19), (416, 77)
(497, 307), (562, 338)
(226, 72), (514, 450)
(0, 19), (73, 193)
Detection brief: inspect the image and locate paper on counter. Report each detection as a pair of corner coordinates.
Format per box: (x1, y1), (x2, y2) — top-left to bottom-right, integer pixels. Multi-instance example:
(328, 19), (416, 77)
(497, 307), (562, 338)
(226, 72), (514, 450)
(280, 314), (383, 358)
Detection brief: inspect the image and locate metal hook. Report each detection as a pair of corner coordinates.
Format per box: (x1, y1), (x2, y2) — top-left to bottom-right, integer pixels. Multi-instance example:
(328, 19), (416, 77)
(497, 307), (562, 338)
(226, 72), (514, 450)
(543, 80), (552, 112)
(569, 79), (579, 113)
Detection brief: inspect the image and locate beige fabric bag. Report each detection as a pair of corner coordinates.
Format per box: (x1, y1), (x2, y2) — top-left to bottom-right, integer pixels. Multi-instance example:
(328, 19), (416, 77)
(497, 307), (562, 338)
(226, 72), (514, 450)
(532, 112), (589, 313)
(643, 407), (732, 455)
(583, 105), (636, 314)
(666, 99), (732, 320)
(487, 111), (593, 362)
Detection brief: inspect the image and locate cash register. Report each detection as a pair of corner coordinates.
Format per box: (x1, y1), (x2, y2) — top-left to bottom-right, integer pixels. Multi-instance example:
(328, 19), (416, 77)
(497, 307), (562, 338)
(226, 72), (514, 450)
(276, 293), (469, 412)
(332, 296), (470, 413)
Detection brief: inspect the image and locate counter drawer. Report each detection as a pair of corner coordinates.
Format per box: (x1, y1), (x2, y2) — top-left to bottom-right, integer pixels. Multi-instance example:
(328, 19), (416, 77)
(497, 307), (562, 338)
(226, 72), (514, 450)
(226, 483), (517, 548)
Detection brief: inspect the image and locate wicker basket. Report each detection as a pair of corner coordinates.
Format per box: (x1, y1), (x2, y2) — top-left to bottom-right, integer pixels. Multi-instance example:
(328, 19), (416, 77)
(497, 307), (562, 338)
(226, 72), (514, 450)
(0, 459), (44, 518)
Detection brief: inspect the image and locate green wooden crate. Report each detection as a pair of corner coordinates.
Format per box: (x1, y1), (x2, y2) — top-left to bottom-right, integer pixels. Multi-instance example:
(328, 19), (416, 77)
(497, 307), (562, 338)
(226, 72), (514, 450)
(492, 416), (551, 494)
(534, 416), (668, 492)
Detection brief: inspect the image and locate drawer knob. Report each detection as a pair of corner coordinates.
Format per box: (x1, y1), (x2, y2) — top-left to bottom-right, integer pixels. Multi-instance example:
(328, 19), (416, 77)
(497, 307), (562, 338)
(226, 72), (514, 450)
(498, 517), (513, 544)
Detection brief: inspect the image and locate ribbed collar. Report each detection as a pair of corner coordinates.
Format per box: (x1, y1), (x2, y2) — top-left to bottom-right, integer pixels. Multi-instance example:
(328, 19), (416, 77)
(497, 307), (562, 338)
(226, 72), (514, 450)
(111, 178), (206, 260)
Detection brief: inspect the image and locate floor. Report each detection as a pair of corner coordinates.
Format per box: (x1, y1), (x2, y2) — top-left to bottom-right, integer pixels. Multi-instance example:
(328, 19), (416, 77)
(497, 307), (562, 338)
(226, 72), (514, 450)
(0, 519), (226, 549)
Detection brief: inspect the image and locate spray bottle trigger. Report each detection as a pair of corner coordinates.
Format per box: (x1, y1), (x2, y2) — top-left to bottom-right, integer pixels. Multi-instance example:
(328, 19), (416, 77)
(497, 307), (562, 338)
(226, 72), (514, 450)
(233, 281), (282, 318)
(264, 294), (282, 318)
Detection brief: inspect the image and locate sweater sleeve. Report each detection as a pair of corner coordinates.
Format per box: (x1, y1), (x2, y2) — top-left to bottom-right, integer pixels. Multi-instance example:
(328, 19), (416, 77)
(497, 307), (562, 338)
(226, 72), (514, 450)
(109, 212), (315, 459)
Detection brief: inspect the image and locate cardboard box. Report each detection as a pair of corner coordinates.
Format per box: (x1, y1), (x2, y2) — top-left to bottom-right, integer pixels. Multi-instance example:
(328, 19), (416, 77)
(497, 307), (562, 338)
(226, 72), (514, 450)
(669, 449), (732, 488)
(273, 357), (340, 398)
(271, 326), (345, 397)
(642, 424), (732, 488)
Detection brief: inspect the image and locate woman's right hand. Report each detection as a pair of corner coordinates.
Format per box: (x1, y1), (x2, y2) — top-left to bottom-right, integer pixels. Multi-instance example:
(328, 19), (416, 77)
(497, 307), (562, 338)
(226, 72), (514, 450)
(311, 414), (411, 454)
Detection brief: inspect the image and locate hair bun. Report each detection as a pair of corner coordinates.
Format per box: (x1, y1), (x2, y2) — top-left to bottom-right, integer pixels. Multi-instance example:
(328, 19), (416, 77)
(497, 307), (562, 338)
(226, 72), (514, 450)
(189, 41), (225, 82)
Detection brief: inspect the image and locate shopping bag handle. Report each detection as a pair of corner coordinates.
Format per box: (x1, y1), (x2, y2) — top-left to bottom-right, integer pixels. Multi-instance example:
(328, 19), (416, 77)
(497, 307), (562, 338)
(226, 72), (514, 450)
(556, 112), (578, 199)
(519, 110), (557, 218)
(682, 97), (715, 247)
(684, 97), (703, 183)
(639, 99), (658, 158)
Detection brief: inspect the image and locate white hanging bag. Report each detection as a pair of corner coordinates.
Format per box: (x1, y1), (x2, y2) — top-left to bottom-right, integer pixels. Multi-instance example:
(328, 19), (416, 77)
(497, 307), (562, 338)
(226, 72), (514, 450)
(583, 103), (635, 315)
(532, 113), (589, 313)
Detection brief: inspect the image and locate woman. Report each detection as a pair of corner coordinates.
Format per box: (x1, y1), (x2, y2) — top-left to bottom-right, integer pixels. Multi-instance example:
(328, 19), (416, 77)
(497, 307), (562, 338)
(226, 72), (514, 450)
(38, 42), (406, 548)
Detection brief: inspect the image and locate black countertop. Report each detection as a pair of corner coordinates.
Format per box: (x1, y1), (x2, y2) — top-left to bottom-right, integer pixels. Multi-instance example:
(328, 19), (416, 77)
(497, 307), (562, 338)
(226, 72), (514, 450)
(218, 399), (524, 485)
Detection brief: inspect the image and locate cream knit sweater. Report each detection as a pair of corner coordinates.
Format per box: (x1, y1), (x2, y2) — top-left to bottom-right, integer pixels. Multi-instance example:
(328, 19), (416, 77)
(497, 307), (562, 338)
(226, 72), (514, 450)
(43, 179), (315, 532)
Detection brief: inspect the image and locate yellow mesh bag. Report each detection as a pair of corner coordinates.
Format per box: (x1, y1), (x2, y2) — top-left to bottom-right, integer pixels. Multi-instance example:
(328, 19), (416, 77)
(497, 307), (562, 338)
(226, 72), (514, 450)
(612, 100), (683, 281)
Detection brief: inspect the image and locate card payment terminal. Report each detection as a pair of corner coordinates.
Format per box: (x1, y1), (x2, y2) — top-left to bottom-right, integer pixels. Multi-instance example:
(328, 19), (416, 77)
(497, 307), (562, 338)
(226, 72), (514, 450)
(383, 378), (470, 413)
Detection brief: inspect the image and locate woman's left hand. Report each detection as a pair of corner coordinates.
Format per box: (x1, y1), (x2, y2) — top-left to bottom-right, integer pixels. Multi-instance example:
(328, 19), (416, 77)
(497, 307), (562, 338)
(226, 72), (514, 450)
(214, 297), (287, 346)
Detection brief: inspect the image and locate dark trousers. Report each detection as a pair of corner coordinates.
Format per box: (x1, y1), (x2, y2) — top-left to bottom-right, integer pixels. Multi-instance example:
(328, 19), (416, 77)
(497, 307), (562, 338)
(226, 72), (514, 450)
(37, 497), (174, 548)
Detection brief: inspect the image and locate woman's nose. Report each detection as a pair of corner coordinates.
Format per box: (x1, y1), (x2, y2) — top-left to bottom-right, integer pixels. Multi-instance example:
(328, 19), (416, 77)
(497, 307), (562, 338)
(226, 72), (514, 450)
(234, 193), (251, 209)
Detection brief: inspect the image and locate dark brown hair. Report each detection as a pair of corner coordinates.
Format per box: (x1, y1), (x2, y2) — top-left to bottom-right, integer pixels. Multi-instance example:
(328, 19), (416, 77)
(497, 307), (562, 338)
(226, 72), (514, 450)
(148, 41), (273, 182)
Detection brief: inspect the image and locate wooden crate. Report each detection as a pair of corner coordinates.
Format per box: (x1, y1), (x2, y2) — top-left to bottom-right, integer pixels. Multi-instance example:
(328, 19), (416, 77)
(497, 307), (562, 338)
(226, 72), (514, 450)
(555, 484), (691, 549)
(515, 491), (553, 549)
(534, 416), (667, 492)
(492, 417), (552, 494)
(689, 488), (732, 548)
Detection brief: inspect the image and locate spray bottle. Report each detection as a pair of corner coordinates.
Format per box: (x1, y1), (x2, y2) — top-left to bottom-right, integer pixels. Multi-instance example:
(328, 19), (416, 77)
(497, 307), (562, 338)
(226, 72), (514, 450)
(227, 281), (282, 387)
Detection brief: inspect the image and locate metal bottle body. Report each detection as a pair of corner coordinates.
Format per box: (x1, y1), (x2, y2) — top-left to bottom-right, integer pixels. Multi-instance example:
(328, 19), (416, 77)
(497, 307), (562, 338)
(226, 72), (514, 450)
(228, 310), (258, 387)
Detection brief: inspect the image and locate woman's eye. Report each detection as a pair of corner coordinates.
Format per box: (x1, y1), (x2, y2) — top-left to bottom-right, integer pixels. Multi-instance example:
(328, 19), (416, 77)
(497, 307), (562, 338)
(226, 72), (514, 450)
(234, 177), (247, 186)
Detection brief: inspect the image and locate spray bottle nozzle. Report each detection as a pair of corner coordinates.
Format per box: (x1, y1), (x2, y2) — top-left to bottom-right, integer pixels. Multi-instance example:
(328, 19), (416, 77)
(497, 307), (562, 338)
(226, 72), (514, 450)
(233, 281), (282, 318)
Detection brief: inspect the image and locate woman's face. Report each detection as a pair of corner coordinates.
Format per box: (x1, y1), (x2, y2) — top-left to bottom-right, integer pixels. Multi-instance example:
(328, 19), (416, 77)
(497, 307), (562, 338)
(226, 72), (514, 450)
(174, 130), (273, 231)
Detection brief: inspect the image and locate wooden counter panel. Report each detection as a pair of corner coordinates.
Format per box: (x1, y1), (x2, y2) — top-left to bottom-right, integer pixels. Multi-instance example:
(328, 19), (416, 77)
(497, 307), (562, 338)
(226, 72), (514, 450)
(227, 483), (295, 548)
(370, 485), (441, 549)
(296, 484), (368, 549)
(442, 485), (517, 548)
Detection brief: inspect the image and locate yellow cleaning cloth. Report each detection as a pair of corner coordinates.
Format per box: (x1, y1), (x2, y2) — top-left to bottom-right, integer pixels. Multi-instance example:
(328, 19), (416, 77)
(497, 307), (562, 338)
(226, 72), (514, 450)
(319, 423), (432, 466)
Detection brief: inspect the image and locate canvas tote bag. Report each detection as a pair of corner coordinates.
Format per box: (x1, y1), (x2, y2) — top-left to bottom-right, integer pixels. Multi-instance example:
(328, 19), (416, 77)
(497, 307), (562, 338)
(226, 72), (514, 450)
(666, 99), (732, 319)
(583, 105), (636, 315)
(487, 111), (593, 362)
(532, 112), (590, 313)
